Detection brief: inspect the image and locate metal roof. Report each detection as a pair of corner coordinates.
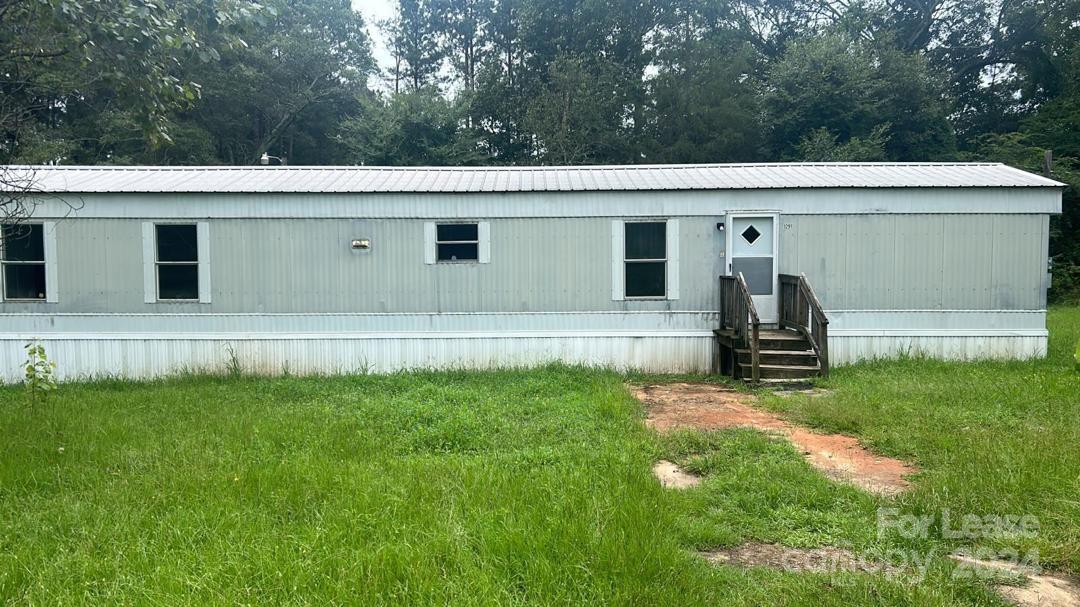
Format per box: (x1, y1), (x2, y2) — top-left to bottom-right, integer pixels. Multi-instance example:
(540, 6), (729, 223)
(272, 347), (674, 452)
(3, 163), (1064, 193)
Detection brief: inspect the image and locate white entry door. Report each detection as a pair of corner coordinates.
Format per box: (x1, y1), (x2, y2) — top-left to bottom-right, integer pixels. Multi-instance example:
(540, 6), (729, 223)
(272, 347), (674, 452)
(726, 213), (778, 323)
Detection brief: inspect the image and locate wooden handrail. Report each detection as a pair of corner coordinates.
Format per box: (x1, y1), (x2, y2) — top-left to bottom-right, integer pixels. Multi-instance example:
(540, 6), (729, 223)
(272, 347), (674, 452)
(778, 273), (830, 377)
(718, 273), (760, 381)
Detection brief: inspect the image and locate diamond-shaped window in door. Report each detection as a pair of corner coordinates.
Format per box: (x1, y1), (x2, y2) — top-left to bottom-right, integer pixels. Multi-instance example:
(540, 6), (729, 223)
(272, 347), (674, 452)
(741, 224), (762, 245)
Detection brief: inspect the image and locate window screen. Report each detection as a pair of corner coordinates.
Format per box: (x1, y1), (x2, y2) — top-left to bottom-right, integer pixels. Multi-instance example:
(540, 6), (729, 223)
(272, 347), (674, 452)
(2, 224), (46, 300)
(156, 224), (199, 300)
(624, 222), (666, 298)
(436, 223), (479, 262)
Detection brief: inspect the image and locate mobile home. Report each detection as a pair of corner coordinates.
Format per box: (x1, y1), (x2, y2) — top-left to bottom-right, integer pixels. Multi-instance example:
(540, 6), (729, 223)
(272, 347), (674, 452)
(0, 163), (1062, 381)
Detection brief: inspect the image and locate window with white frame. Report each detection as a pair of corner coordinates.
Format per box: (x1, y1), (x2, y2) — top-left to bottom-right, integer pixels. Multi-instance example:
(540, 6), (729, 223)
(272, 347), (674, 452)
(1, 223), (47, 300)
(424, 221), (490, 265)
(624, 221), (667, 298)
(611, 219), (678, 301)
(155, 224), (200, 300)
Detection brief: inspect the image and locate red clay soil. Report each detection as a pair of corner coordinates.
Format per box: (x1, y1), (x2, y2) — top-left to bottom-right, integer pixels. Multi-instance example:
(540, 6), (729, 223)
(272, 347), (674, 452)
(633, 383), (917, 496)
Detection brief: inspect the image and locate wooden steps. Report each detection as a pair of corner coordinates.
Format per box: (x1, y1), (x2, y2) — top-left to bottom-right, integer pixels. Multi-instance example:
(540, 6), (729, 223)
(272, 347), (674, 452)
(716, 273), (829, 383)
(735, 348), (818, 367)
(733, 329), (821, 380)
(715, 328), (824, 381)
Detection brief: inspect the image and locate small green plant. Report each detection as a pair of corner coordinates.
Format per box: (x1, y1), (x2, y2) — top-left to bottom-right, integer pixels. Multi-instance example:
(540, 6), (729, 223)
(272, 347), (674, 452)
(23, 341), (57, 403)
(1074, 339), (1079, 371)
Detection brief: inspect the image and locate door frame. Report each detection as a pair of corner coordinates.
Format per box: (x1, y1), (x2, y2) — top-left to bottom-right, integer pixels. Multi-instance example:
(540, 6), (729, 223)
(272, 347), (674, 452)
(725, 211), (780, 324)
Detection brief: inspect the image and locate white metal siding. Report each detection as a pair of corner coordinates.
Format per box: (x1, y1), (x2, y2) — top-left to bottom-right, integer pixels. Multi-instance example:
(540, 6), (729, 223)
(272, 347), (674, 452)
(611, 220), (624, 301)
(423, 222), (436, 265)
(0, 331), (1046, 382)
(0, 215), (1047, 314)
(0, 335), (716, 381)
(778, 214), (1048, 310)
(829, 335), (1046, 364)
(141, 222), (155, 303)
(667, 219), (680, 300)
(478, 221), (491, 264)
(197, 222), (211, 304)
(43, 221), (58, 303)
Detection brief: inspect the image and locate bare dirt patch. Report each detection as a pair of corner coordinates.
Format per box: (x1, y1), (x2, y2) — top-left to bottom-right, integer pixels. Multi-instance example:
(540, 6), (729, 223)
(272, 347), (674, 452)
(652, 460), (701, 489)
(701, 543), (900, 576)
(633, 383), (917, 496)
(952, 556), (1080, 607)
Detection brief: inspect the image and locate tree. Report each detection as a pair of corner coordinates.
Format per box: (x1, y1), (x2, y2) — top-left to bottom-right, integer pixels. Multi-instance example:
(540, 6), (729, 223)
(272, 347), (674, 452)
(861, 0), (1074, 143)
(338, 89), (484, 166)
(796, 125), (890, 161)
(522, 56), (633, 164)
(646, 1), (764, 163)
(461, 0), (660, 163)
(388, 0), (445, 92)
(0, 0), (260, 163)
(186, 0), (374, 165)
(761, 33), (954, 160)
(434, 0), (494, 91)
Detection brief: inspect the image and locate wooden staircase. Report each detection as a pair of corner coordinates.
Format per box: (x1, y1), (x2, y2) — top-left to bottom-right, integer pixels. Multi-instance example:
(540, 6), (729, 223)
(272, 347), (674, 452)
(715, 273), (830, 383)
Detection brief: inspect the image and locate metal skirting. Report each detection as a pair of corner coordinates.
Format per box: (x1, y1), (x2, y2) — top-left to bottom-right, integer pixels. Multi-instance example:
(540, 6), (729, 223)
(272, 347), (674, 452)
(0, 331), (1049, 382)
(829, 334), (1047, 364)
(0, 335), (716, 381)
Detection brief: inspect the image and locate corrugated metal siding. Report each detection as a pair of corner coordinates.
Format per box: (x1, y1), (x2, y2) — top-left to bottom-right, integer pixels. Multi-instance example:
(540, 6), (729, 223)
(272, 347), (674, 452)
(0, 310), (1042, 334)
(823, 310), (1046, 331)
(7, 163), (1064, 193)
(0, 213), (1048, 314)
(0, 332), (1047, 381)
(777, 214), (1047, 310)
(0, 335), (715, 381)
(829, 335), (1047, 364)
(4, 217), (723, 314)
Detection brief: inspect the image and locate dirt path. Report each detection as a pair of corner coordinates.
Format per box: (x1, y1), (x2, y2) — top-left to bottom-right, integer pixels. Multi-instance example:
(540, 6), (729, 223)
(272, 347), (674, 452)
(634, 383), (917, 496)
(952, 556), (1080, 607)
(701, 543), (900, 576)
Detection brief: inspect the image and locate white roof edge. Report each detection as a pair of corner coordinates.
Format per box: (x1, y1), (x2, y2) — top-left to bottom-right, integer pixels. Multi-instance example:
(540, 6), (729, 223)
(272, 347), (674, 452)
(0, 162), (1067, 193)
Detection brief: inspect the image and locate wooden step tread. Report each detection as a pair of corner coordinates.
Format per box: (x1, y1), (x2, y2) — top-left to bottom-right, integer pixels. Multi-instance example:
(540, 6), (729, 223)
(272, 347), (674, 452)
(751, 360), (816, 371)
(736, 349), (816, 356)
(757, 331), (805, 340)
(741, 364), (821, 371)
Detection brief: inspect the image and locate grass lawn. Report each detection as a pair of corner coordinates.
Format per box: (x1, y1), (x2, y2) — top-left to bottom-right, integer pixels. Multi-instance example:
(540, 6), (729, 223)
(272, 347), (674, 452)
(0, 308), (1077, 605)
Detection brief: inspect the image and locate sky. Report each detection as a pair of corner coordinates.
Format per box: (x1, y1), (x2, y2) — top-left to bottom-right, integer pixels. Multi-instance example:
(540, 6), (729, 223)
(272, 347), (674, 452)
(352, 0), (397, 87)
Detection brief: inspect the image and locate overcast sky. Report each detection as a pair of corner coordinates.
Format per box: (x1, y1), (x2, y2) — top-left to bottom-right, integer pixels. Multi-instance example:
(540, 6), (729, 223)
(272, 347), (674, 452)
(353, 0), (397, 86)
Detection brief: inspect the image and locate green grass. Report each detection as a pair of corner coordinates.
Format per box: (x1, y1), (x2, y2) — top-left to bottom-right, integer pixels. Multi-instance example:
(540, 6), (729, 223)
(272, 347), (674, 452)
(0, 309), (1076, 604)
(757, 307), (1080, 573)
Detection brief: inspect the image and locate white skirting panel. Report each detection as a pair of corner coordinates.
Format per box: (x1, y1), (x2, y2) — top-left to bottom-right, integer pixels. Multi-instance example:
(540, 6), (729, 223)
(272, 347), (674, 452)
(0, 335), (716, 382)
(0, 331), (1048, 382)
(829, 334), (1048, 365)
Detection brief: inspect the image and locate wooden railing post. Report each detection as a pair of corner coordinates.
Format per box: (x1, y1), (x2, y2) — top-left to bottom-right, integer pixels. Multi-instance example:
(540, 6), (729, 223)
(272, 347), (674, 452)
(735, 272), (760, 382)
(777, 272), (830, 378)
(717, 273), (761, 381)
(818, 321), (830, 377)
